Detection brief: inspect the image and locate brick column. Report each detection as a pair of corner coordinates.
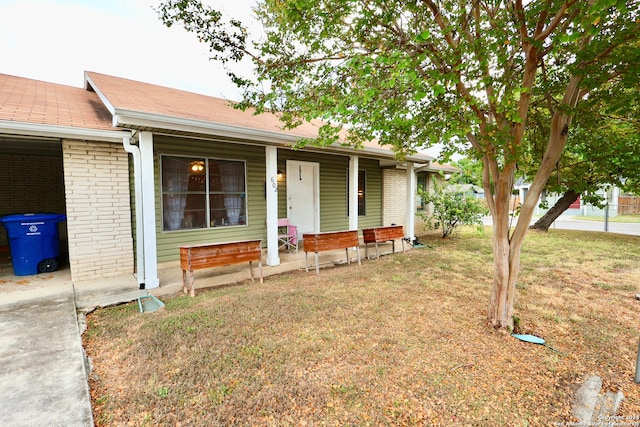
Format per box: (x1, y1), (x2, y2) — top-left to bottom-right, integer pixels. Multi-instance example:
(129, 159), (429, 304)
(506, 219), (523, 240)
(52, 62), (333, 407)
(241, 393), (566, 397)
(62, 140), (134, 282)
(382, 168), (407, 226)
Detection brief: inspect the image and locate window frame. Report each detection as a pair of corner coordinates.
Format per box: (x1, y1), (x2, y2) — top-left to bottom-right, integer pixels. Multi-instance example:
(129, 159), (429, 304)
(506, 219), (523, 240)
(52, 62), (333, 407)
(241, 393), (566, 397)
(347, 169), (367, 217)
(160, 154), (248, 232)
(416, 172), (429, 211)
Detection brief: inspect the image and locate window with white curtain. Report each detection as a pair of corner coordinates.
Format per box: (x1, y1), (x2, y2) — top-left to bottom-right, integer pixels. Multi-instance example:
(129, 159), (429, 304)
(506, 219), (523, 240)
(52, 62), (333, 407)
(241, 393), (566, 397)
(416, 172), (429, 211)
(161, 155), (247, 231)
(346, 169), (366, 216)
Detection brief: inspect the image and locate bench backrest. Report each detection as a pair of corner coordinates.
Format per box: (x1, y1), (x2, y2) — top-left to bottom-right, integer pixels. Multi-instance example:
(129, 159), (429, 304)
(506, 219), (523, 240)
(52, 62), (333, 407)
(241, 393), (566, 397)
(180, 240), (262, 270)
(363, 225), (404, 243)
(302, 230), (359, 252)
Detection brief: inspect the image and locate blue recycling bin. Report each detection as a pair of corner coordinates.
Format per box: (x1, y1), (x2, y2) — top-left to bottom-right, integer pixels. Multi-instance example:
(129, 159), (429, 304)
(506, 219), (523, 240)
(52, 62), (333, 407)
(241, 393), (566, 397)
(0, 213), (66, 276)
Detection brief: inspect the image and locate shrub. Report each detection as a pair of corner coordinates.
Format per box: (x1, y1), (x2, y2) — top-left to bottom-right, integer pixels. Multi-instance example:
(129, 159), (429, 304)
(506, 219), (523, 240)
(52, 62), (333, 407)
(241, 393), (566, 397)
(418, 180), (488, 238)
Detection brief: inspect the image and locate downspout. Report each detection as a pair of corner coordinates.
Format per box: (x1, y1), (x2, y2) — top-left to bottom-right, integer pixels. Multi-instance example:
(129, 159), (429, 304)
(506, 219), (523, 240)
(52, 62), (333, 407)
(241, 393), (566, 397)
(123, 136), (146, 289)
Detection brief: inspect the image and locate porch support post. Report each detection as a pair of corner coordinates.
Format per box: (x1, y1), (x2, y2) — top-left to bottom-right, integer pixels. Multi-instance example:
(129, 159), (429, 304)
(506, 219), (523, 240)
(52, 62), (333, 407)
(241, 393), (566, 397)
(138, 131), (159, 289)
(405, 162), (416, 242)
(348, 155), (359, 231)
(265, 146), (280, 266)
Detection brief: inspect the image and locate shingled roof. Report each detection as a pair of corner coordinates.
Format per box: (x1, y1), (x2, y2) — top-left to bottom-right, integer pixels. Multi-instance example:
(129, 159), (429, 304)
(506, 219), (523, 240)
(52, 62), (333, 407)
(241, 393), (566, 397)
(84, 71), (438, 162)
(0, 73), (114, 130)
(86, 71), (312, 137)
(1, 71), (440, 164)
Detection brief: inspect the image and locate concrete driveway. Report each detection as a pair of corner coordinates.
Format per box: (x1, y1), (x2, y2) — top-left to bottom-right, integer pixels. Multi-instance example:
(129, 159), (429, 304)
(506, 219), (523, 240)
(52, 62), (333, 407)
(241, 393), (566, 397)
(0, 285), (94, 427)
(0, 262), (149, 427)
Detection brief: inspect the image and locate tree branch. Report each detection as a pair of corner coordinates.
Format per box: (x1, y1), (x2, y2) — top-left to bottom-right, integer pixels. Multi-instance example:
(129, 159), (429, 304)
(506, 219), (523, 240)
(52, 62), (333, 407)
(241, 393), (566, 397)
(534, 1), (577, 42)
(423, 0), (459, 48)
(512, 0), (528, 50)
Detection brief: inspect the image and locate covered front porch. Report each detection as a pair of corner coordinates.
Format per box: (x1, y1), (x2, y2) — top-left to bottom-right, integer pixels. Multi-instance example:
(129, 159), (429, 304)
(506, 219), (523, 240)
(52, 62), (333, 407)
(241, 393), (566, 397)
(0, 239), (406, 310)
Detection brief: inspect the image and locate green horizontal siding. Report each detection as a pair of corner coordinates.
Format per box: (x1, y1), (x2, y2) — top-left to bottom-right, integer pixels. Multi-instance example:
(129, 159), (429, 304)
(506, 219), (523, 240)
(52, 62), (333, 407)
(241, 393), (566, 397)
(357, 158), (383, 230)
(319, 155), (350, 231)
(154, 136), (267, 263)
(278, 149), (382, 232)
(152, 138), (385, 263)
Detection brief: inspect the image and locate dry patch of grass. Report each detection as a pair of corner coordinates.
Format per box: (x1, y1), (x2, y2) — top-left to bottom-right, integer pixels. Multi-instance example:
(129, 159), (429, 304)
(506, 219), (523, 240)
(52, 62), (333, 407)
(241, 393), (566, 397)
(83, 228), (640, 426)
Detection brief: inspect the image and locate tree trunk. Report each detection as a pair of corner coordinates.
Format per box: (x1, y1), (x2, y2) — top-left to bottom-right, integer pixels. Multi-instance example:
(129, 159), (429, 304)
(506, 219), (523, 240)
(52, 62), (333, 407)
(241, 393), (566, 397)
(487, 217), (523, 330)
(473, 30), (585, 328)
(484, 109), (579, 329)
(486, 167), (523, 330)
(529, 190), (580, 232)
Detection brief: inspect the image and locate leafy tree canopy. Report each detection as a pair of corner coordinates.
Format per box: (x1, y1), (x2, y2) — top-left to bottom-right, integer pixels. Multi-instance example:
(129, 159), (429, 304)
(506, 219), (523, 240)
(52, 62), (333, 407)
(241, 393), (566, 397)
(160, 0), (639, 158)
(522, 83), (640, 208)
(158, 0), (640, 329)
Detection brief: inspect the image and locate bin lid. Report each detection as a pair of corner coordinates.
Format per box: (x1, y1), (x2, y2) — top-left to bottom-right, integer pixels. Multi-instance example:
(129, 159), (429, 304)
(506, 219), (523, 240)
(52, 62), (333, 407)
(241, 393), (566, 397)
(0, 213), (66, 223)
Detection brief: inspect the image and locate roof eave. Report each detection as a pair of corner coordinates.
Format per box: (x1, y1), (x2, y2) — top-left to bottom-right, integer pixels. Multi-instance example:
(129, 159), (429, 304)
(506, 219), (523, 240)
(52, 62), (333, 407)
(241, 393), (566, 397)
(114, 109), (300, 145)
(0, 120), (131, 143)
(417, 165), (458, 173)
(113, 109), (433, 162)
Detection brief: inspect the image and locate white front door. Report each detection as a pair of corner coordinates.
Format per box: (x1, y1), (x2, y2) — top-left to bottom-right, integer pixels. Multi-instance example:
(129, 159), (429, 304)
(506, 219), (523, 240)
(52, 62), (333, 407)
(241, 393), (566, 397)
(286, 160), (320, 238)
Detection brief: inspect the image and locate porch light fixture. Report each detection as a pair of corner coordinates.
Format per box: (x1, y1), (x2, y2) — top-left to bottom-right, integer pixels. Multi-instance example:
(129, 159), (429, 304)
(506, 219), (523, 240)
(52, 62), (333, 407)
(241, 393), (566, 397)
(190, 161), (205, 173)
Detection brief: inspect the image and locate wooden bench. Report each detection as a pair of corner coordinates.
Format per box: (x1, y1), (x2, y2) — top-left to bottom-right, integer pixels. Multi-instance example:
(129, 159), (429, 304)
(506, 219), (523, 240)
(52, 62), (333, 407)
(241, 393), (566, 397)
(179, 239), (263, 297)
(302, 230), (361, 274)
(362, 225), (405, 259)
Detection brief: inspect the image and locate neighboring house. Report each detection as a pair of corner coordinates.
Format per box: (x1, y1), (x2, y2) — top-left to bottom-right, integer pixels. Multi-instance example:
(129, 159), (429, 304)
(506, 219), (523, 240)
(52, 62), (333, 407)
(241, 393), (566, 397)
(514, 180), (623, 217)
(0, 71), (451, 290)
(448, 183), (485, 199)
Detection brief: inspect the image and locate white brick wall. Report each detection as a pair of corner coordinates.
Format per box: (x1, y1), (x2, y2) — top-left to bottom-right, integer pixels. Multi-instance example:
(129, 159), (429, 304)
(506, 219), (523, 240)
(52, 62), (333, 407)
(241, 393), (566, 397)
(382, 168), (407, 227)
(382, 168), (430, 237)
(62, 140), (134, 281)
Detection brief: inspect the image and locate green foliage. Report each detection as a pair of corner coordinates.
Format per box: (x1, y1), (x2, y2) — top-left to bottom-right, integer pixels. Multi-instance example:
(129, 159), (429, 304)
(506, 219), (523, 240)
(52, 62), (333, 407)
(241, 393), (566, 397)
(156, 0), (248, 65)
(521, 83), (640, 208)
(157, 0), (640, 327)
(418, 180), (488, 238)
(157, 0), (640, 187)
(449, 157), (484, 187)
(156, 387), (170, 398)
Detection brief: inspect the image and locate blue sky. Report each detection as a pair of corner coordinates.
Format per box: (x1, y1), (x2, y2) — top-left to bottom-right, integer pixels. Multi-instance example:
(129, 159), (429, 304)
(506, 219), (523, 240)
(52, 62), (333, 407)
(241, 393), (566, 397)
(0, 0), (255, 100)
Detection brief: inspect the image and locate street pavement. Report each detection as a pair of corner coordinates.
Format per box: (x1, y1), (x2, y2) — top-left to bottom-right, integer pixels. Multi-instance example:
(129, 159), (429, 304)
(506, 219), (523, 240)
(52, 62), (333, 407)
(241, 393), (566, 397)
(483, 215), (640, 236)
(543, 217), (640, 236)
